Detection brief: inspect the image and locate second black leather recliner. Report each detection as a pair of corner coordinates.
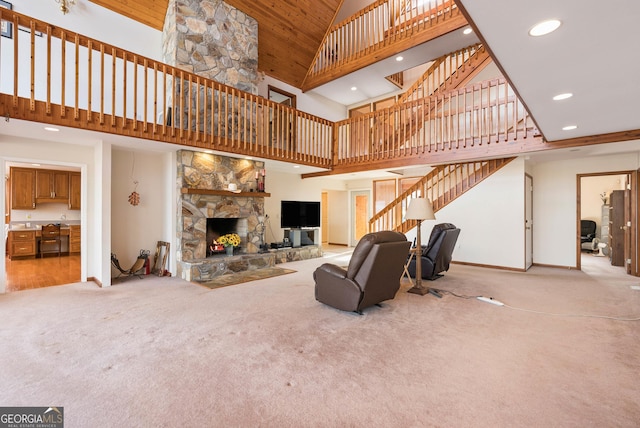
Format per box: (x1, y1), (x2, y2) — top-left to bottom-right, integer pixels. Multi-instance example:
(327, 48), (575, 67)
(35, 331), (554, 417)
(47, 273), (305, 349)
(407, 223), (460, 281)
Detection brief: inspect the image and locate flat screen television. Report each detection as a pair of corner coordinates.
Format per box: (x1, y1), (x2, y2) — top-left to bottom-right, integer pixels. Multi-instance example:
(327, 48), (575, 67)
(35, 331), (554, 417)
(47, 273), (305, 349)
(281, 200), (321, 229)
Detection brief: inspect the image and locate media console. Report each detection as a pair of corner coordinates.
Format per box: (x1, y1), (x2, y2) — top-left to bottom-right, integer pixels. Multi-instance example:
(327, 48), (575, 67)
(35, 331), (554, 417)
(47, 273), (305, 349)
(284, 228), (320, 248)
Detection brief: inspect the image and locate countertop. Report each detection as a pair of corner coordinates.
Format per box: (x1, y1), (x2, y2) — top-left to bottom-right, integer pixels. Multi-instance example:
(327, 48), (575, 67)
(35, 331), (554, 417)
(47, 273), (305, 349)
(8, 221), (80, 231)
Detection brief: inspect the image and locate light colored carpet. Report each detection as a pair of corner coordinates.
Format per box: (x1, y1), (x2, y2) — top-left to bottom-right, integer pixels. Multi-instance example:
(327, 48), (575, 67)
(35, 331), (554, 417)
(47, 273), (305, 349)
(0, 251), (639, 427)
(197, 267), (297, 289)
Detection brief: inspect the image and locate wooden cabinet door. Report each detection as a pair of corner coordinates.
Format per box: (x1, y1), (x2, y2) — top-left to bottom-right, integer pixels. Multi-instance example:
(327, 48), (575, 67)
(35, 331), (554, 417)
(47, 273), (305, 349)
(36, 170), (69, 200)
(53, 171), (69, 200)
(35, 170), (53, 199)
(10, 168), (36, 210)
(69, 172), (81, 210)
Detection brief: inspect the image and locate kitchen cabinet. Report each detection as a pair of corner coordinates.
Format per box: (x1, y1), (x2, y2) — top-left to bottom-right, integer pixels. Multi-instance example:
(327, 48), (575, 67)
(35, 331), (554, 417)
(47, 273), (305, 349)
(69, 225), (81, 254)
(8, 230), (36, 259)
(69, 172), (81, 210)
(10, 167), (36, 210)
(36, 170), (69, 202)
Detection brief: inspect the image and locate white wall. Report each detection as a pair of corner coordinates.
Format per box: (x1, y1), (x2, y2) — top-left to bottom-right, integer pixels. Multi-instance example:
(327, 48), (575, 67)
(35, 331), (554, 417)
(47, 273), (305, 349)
(532, 151), (640, 267)
(262, 169), (347, 244)
(11, 202), (81, 223)
(10, 2), (162, 60)
(111, 149), (168, 276)
(434, 158), (526, 269)
(258, 76), (347, 122)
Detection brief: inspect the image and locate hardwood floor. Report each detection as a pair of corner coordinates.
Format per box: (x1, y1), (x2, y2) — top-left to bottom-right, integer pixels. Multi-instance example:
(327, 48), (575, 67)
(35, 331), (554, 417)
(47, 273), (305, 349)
(5, 254), (81, 292)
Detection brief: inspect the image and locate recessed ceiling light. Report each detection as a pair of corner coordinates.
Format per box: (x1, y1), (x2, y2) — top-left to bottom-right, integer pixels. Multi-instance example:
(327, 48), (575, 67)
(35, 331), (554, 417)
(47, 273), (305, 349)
(463, 28), (473, 35)
(351, 86), (357, 91)
(44, 127), (59, 132)
(562, 125), (578, 131)
(553, 93), (573, 101)
(31, 163), (41, 166)
(293, 165), (300, 169)
(395, 56), (403, 62)
(529, 19), (561, 37)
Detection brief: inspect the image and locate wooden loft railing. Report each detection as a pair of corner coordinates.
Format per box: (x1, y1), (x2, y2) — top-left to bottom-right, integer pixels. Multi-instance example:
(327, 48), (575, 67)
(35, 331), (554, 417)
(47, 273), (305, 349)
(302, 0), (467, 91)
(369, 43), (491, 166)
(331, 77), (541, 174)
(398, 43), (491, 103)
(0, 10), (333, 169)
(369, 158), (515, 233)
(0, 10), (543, 173)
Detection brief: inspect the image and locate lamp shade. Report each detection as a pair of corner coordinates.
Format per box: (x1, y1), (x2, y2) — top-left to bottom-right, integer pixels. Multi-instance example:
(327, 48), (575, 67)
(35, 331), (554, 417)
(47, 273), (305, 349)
(405, 198), (435, 221)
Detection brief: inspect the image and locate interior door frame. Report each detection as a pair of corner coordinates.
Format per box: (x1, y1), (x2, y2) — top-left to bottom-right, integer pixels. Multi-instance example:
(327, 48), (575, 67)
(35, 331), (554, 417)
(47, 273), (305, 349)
(577, 170), (637, 275)
(525, 173), (533, 270)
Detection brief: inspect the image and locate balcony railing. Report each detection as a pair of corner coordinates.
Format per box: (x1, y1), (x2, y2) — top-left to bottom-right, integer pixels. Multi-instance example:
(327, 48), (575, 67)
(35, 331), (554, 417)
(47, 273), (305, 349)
(0, 9), (333, 168)
(334, 78), (537, 169)
(0, 10), (542, 174)
(303, 0), (463, 90)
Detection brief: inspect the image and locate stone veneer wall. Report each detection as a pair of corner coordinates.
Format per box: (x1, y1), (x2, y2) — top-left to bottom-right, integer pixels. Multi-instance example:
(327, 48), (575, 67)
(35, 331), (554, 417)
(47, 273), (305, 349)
(162, 0), (258, 94)
(177, 150), (267, 279)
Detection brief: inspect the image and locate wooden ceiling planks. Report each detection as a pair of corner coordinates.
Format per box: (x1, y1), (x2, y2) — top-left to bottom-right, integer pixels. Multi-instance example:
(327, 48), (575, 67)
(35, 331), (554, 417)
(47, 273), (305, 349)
(90, 0), (168, 30)
(225, 0), (343, 88)
(90, 0), (343, 89)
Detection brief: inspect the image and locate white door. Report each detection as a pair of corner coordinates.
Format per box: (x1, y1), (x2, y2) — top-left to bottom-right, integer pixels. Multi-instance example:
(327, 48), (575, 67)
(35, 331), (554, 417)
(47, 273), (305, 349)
(525, 174), (533, 270)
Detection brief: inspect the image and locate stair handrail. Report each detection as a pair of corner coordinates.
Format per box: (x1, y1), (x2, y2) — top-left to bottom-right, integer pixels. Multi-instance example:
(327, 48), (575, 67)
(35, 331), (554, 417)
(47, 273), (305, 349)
(369, 158), (516, 233)
(398, 43), (485, 104)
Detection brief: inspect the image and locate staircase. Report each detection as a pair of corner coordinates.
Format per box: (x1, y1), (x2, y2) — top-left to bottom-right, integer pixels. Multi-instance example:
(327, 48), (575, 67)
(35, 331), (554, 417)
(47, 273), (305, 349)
(367, 44), (492, 154)
(398, 43), (491, 103)
(369, 157), (515, 233)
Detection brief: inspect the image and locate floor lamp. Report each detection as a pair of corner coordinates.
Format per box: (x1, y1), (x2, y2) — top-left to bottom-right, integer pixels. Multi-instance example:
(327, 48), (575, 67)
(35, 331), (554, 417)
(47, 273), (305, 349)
(405, 198), (436, 296)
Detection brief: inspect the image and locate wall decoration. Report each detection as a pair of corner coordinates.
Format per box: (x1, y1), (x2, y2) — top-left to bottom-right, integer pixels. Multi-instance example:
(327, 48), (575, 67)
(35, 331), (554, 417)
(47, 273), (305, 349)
(0, 1), (12, 39)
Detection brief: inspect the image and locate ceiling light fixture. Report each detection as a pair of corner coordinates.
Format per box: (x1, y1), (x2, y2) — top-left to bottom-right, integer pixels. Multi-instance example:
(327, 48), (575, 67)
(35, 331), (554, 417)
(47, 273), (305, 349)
(55, 0), (75, 14)
(529, 19), (561, 37)
(463, 28), (473, 35)
(562, 125), (578, 131)
(396, 56), (403, 62)
(553, 93), (573, 101)
(351, 86), (357, 91)
(44, 127), (59, 132)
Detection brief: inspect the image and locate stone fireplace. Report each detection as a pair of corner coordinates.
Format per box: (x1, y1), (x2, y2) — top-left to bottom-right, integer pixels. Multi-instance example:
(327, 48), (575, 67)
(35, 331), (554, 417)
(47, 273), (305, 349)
(176, 149), (268, 280)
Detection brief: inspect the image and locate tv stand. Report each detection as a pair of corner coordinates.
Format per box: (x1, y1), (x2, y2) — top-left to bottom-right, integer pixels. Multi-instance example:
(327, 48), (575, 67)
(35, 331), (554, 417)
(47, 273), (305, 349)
(284, 228), (320, 248)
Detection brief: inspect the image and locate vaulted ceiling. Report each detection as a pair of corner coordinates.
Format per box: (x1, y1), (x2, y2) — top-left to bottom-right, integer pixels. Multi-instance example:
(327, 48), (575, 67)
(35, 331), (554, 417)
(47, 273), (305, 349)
(89, 0), (640, 149)
(90, 0), (343, 89)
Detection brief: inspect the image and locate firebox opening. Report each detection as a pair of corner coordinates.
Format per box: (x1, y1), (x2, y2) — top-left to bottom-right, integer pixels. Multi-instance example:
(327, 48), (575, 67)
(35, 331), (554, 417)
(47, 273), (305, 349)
(206, 218), (245, 257)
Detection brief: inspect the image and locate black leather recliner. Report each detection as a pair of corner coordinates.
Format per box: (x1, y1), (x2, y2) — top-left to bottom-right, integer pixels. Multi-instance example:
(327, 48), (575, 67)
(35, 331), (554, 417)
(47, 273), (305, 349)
(407, 223), (460, 281)
(580, 220), (597, 245)
(313, 231), (411, 314)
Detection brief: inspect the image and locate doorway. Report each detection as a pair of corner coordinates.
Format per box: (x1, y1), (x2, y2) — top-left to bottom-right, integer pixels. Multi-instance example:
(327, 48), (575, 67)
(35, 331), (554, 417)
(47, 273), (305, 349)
(350, 190), (370, 246)
(577, 171), (637, 275)
(525, 174), (533, 270)
(4, 160), (82, 291)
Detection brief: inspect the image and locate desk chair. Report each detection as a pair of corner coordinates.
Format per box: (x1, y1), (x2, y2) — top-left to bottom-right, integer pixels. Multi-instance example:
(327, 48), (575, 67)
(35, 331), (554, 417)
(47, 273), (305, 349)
(40, 224), (61, 257)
